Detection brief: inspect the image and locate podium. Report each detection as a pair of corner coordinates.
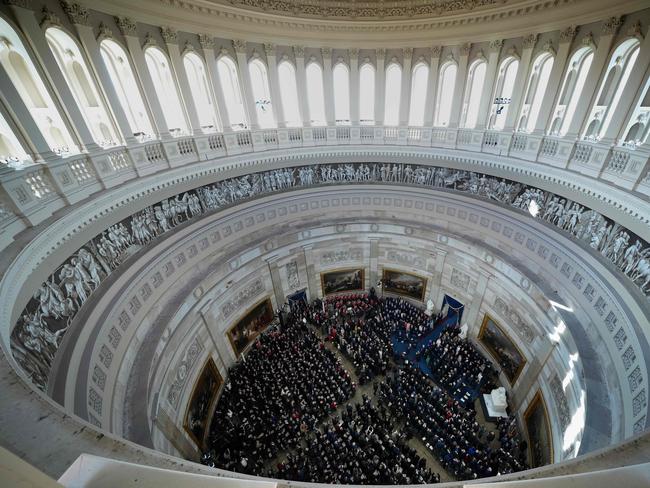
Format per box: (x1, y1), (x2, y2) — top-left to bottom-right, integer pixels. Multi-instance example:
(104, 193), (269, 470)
(482, 387), (508, 421)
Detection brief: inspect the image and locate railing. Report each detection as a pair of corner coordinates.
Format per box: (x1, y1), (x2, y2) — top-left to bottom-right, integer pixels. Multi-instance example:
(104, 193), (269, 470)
(1, 124), (648, 239)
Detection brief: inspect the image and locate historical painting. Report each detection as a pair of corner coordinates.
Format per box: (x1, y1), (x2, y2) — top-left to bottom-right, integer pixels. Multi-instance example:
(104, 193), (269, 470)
(382, 268), (427, 301)
(226, 297), (274, 357)
(524, 391), (553, 468)
(479, 314), (527, 385)
(183, 358), (223, 449)
(321, 268), (365, 296)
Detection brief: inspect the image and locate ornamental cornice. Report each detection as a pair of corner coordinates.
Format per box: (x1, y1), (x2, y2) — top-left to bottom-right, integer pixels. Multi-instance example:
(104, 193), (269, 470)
(160, 26), (178, 44)
(115, 16), (137, 36)
(60, 1), (90, 25)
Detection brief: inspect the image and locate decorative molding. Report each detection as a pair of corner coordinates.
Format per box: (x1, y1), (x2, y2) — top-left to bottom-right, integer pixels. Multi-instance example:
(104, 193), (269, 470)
(198, 34), (214, 50)
(166, 336), (204, 410)
(286, 260), (300, 290)
(602, 16), (624, 35)
(431, 45), (442, 57)
(385, 249), (425, 269)
(232, 39), (247, 53)
(115, 16), (137, 36)
(60, 1), (90, 25)
(450, 268), (470, 292)
(263, 43), (276, 57)
(321, 47), (331, 58)
(402, 47), (413, 59)
(460, 43), (471, 56)
(376, 47), (386, 59)
(542, 40), (556, 55)
(489, 39), (503, 51)
(181, 41), (194, 56)
(582, 32), (595, 49)
(222, 278), (265, 318)
(628, 20), (644, 40)
(550, 374), (570, 432)
(493, 297), (535, 344)
(349, 47), (359, 59)
(293, 45), (305, 58)
(560, 25), (578, 43)
(160, 26), (178, 44)
(320, 248), (363, 265)
(523, 33), (538, 49)
(142, 32), (157, 49)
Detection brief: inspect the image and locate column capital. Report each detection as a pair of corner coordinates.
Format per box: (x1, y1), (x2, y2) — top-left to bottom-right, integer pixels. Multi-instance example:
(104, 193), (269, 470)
(523, 33), (538, 49)
(559, 25), (579, 43)
(233, 39), (247, 54)
(460, 43), (471, 56)
(40, 6), (62, 29)
(431, 46), (442, 58)
(601, 16), (624, 35)
(402, 47), (413, 60)
(60, 1), (90, 25)
(489, 39), (503, 52)
(628, 20), (644, 40)
(264, 42), (276, 57)
(293, 45), (305, 58)
(349, 47), (359, 59)
(115, 16), (137, 36)
(198, 33), (215, 50)
(321, 47), (331, 58)
(375, 47), (386, 59)
(160, 26), (178, 44)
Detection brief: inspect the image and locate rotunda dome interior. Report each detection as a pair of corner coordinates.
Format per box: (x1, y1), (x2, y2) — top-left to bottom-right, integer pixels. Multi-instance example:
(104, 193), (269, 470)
(0, 0), (649, 487)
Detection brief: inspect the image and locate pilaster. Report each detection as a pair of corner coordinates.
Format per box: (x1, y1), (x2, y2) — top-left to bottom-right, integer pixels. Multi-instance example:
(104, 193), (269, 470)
(293, 46), (310, 127)
(302, 244), (319, 299)
(428, 247), (448, 307)
(476, 40), (503, 130)
(449, 43), (470, 129)
(375, 48), (386, 125)
(264, 44), (284, 128)
(321, 48), (335, 126)
(349, 48), (360, 125)
(423, 47), (441, 127)
(368, 237), (380, 291)
(199, 36), (230, 132)
(399, 48), (413, 126)
(504, 34), (537, 131)
(233, 40), (260, 130)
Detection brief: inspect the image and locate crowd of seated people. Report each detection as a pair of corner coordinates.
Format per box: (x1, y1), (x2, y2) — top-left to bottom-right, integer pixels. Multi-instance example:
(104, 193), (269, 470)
(313, 293), (393, 384)
(273, 395), (441, 484)
(422, 327), (495, 405)
(203, 320), (354, 474)
(379, 363), (527, 480)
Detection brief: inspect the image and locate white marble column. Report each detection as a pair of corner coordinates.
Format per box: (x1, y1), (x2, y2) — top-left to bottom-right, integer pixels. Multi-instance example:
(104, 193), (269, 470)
(73, 23), (136, 144)
(116, 17), (172, 140)
(198, 35), (230, 132)
(162, 28), (203, 135)
(302, 244), (320, 299)
(423, 47), (441, 127)
(504, 34), (538, 131)
(532, 28), (577, 135)
(399, 48), (413, 126)
(294, 46), (310, 126)
(368, 238), (380, 291)
(266, 256), (286, 306)
(233, 40), (260, 130)
(264, 44), (284, 128)
(322, 48), (336, 126)
(0, 63), (60, 162)
(464, 268), (491, 335)
(476, 40), (502, 130)
(10, 5), (101, 152)
(564, 18), (623, 139)
(198, 305), (228, 373)
(349, 48), (360, 125)
(449, 43), (471, 129)
(600, 25), (650, 144)
(375, 48), (386, 125)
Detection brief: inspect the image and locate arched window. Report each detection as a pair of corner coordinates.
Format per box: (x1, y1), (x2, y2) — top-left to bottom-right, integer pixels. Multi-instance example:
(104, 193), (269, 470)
(278, 60), (301, 127)
(518, 52), (554, 132)
(333, 62), (350, 124)
(489, 57), (519, 130)
(435, 61), (457, 127)
(583, 39), (640, 140)
(621, 76), (650, 146)
(100, 39), (154, 140)
(460, 59), (486, 128)
(183, 52), (219, 132)
(408, 62), (429, 126)
(249, 58), (275, 128)
(0, 110), (29, 165)
(0, 18), (76, 155)
(359, 63), (375, 124)
(145, 46), (188, 136)
(46, 27), (120, 146)
(550, 47), (593, 136)
(217, 56), (247, 129)
(384, 63), (402, 126)
(306, 62), (326, 125)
